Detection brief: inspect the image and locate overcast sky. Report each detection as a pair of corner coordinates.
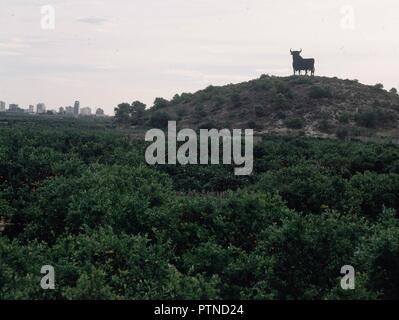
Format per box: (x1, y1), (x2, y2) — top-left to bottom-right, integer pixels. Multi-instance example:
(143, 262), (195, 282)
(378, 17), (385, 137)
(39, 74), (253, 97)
(1, 0), (399, 114)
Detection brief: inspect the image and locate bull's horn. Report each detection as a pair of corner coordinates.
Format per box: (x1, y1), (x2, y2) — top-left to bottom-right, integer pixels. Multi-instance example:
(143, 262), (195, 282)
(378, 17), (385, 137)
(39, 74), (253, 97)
(290, 48), (293, 53)
(299, 48), (302, 53)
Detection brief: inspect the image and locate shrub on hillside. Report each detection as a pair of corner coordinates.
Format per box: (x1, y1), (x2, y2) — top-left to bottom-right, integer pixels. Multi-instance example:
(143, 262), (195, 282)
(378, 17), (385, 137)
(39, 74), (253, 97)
(356, 111), (375, 128)
(255, 105), (268, 117)
(194, 105), (207, 119)
(337, 112), (352, 124)
(354, 110), (381, 128)
(198, 121), (218, 130)
(335, 127), (350, 140)
(288, 76), (313, 86)
(308, 85), (332, 99)
(198, 87), (216, 102)
(272, 93), (290, 109)
(171, 94), (183, 104)
(153, 97), (169, 110)
(230, 93), (242, 108)
(176, 108), (186, 120)
(350, 126), (372, 137)
(317, 118), (334, 133)
(212, 95), (225, 108)
(246, 121), (257, 129)
(274, 81), (293, 98)
(148, 111), (172, 128)
(276, 111), (287, 120)
(252, 78), (273, 91)
(285, 117), (305, 129)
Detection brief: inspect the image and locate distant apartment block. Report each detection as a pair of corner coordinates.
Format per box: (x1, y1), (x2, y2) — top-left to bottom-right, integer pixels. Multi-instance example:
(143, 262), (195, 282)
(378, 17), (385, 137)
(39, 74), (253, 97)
(0, 101), (5, 112)
(80, 107), (92, 116)
(65, 106), (74, 115)
(36, 103), (46, 114)
(9, 104), (19, 112)
(28, 105), (35, 113)
(74, 101), (80, 116)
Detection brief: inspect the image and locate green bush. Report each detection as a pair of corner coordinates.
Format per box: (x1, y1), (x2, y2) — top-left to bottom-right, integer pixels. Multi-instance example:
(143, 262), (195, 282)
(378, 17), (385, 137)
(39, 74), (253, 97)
(254, 163), (350, 214)
(153, 97), (169, 110)
(230, 93), (242, 108)
(273, 80), (293, 98)
(317, 118), (334, 133)
(285, 117), (305, 129)
(354, 110), (378, 128)
(272, 93), (290, 109)
(335, 127), (350, 140)
(148, 111), (172, 128)
(198, 121), (218, 130)
(308, 85), (332, 99)
(255, 105), (267, 117)
(356, 211), (399, 300)
(246, 120), (257, 129)
(337, 112), (352, 124)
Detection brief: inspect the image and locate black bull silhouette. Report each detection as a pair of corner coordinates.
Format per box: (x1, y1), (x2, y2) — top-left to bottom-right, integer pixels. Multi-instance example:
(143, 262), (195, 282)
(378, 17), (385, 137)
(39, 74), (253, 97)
(290, 49), (315, 76)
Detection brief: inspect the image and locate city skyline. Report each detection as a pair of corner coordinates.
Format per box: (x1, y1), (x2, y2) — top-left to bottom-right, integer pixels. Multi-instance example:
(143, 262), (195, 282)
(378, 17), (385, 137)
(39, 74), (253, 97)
(1, 0), (399, 114)
(0, 99), (105, 116)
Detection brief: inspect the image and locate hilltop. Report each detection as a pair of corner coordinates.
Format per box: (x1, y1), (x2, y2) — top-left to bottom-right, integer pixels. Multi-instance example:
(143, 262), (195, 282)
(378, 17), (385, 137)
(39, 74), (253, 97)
(126, 75), (399, 141)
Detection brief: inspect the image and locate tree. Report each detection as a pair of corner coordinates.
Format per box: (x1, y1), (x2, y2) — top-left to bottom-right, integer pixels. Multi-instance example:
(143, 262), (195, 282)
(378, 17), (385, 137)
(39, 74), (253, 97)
(148, 111), (171, 128)
(247, 212), (368, 299)
(254, 163), (350, 214)
(114, 103), (131, 123)
(284, 117), (304, 129)
(354, 110), (379, 128)
(130, 101), (146, 124)
(153, 98), (169, 110)
(114, 101), (146, 124)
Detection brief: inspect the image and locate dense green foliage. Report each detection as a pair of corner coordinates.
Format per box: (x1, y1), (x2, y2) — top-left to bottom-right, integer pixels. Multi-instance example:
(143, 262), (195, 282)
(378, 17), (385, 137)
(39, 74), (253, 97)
(0, 115), (398, 300)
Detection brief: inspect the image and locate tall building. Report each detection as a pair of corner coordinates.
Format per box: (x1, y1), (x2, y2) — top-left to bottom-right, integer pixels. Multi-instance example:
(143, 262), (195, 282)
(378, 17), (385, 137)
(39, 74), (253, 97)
(0, 101), (5, 112)
(28, 105), (35, 113)
(9, 104), (19, 112)
(36, 103), (46, 114)
(74, 101), (80, 116)
(80, 107), (92, 116)
(65, 106), (74, 115)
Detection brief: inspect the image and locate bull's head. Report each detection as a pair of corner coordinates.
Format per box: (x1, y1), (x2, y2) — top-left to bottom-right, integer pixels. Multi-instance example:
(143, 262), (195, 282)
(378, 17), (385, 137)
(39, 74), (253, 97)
(290, 48), (302, 56)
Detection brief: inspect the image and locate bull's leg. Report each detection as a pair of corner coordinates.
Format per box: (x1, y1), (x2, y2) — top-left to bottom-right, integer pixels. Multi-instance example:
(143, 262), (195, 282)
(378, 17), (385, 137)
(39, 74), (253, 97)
(305, 70), (308, 76)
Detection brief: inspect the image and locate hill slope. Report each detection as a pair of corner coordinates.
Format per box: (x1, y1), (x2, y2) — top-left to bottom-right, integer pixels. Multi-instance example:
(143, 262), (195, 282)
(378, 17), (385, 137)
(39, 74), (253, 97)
(142, 75), (399, 140)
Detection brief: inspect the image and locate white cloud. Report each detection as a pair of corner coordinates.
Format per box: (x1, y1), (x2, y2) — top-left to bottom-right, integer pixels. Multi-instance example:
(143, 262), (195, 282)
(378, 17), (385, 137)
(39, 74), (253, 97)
(76, 16), (108, 25)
